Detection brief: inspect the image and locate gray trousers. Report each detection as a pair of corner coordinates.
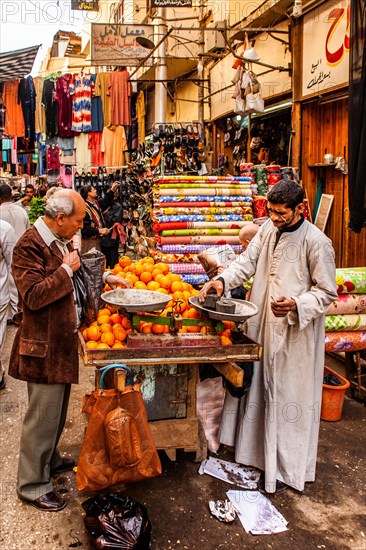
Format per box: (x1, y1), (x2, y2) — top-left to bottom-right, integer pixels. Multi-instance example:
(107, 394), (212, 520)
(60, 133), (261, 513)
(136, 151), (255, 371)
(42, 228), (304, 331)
(17, 381), (71, 501)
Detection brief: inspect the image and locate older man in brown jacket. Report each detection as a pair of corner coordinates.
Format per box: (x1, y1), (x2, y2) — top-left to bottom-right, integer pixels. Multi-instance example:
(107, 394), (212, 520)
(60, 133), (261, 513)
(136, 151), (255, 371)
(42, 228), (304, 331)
(9, 189), (128, 511)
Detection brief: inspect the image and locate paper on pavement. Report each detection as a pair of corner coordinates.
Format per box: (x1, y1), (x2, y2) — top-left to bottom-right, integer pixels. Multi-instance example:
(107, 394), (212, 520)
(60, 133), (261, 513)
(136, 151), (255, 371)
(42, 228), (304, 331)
(199, 457), (261, 489)
(227, 489), (288, 535)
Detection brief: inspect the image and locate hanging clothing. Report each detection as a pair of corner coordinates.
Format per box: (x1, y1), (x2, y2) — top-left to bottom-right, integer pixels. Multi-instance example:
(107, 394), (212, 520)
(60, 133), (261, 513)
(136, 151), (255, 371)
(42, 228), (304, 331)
(54, 74), (74, 138)
(59, 165), (73, 188)
(101, 125), (126, 169)
(94, 72), (112, 128)
(108, 70), (131, 126)
(90, 73), (104, 132)
(2, 79), (25, 137)
(42, 78), (58, 138)
(69, 73), (92, 133)
(46, 144), (60, 170)
(218, 219), (338, 493)
(74, 133), (91, 170)
(136, 90), (146, 144)
(33, 76), (46, 134)
(88, 132), (104, 166)
(18, 76), (36, 142)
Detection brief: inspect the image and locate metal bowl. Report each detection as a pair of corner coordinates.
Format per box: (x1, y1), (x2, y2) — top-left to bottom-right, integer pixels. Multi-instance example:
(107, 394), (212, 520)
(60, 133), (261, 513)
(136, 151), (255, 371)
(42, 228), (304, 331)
(101, 289), (170, 313)
(189, 295), (258, 323)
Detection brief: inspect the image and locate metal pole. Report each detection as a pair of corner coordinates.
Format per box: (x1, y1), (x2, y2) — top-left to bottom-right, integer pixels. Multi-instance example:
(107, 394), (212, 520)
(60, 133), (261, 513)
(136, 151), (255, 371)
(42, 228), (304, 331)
(197, 0), (205, 129)
(155, 8), (168, 123)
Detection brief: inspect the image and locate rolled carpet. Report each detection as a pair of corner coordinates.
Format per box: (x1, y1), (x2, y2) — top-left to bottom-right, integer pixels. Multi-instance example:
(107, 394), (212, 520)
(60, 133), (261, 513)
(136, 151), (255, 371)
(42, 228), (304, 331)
(325, 314), (366, 332)
(324, 331), (366, 352)
(336, 268), (366, 294)
(326, 294), (366, 315)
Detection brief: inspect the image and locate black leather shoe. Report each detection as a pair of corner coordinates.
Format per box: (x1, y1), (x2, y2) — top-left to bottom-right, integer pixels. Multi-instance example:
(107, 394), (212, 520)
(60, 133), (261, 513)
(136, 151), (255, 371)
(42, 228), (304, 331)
(28, 491), (67, 511)
(50, 457), (76, 476)
(0, 375), (5, 390)
(258, 477), (288, 494)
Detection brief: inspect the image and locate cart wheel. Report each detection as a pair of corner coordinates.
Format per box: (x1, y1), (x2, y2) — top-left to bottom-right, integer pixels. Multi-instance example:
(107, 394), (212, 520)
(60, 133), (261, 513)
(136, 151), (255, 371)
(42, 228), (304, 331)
(194, 420), (207, 463)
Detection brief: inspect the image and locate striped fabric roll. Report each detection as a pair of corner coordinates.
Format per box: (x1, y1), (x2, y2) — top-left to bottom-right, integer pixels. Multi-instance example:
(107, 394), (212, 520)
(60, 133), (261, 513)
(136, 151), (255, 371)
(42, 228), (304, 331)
(169, 263), (206, 274)
(153, 221), (248, 231)
(160, 228), (240, 237)
(157, 244), (244, 254)
(154, 207), (252, 216)
(157, 235), (241, 245)
(156, 214), (244, 223)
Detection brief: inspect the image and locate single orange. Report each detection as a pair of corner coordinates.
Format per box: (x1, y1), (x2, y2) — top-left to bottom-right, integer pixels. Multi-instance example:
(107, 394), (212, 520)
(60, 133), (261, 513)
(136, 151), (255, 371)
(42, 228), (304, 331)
(134, 263), (145, 277)
(97, 314), (111, 325)
(154, 273), (165, 284)
(134, 281), (147, 290)
(113, 325), (127, 342)
(98, 308), (111, 317)
(119, 255), (132, 268)
(100, 323), (113, 333)
(101, 331), (115, 346)
(87, 325), (102, 341)
(172, 290), (185, 302)
(183, 307), (201, 319)
(222, 320), (235, 330)
(121, 317), (131, 330)
(190, 289), (200, 296)
(140, 271), (153, 284)
(143, 263), (155, 273)
(86, 340), (98, 349)
(173, 299), (187, 314)
(82, 328), (88, 341)
(159, 275), (172, 289)
(96, 342), (110, 349)
(170, 274), (181, 283)
(141, 323), (152, 334)
(171, 281), (184, 293)
(112, 342), (125, 349)
(220, 335), (233, 346)
(186, 324), (201, 333)
(221, 329), (232, 339)
(113, 265), (123, 274)
(156, 287), (169, 295)
(151, 323), (166, 334)
(147, 280), (160, 291)
(110, 313), (122, 325)
(125, 273), (139, 285)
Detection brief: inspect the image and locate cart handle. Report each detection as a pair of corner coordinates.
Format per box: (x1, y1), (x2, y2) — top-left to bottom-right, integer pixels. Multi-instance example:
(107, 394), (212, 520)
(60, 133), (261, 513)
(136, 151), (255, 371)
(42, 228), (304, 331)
(98, 364), (133, 389)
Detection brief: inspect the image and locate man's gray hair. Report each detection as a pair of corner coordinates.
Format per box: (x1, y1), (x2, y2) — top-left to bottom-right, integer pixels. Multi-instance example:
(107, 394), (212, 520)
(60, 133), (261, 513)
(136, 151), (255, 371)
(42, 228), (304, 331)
(44, 192), (75, 219)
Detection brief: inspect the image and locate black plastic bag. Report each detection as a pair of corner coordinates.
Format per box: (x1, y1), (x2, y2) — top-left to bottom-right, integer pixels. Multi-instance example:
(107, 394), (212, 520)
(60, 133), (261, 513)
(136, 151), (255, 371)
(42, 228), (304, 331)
(78, 249), (106, 324)
(82, 494), (152, 550)
(74, 268), (88, 325)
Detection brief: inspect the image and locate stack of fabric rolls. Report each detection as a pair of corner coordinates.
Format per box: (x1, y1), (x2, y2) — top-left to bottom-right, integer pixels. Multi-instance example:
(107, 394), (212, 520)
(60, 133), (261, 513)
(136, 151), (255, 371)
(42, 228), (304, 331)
(152, 175), (253, 284)
(325, 267), (366, 353)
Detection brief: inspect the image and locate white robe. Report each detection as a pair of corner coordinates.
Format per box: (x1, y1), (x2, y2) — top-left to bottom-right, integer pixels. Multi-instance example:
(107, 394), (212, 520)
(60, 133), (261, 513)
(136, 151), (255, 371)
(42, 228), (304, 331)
(218, 219), (338, 492)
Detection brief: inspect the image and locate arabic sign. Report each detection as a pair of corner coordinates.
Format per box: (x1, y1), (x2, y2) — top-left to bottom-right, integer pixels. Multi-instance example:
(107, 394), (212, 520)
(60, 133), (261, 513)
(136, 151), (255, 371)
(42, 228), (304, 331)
(302, 0), (350, 98)
(151, 0), (192, 6)
(91, 24), (155, 66)
(71, 0), (98, 11)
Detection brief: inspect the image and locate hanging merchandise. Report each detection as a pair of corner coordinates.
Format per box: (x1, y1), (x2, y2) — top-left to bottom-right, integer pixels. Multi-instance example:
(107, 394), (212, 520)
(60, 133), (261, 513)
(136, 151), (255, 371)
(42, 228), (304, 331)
(108, 69), (132, 126)
(54, 73), (74, 138)
(89, 73), (104, 132)
(70, 73), (92, 133)
(18, 76), (36, 142)
(42, 77), (58, 138)
(2, 79), (25, 137)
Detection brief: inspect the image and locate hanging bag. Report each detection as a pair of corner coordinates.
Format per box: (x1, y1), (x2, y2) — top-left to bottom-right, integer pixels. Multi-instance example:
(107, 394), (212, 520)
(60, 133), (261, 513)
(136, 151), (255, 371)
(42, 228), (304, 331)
(244, 76), (264, 115)
(76, 364), (162, 492)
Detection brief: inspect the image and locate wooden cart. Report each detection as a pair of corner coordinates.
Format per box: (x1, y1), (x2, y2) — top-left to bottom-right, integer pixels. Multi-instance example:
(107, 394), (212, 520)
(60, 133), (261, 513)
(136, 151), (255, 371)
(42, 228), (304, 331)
(79, 332), (261, 461)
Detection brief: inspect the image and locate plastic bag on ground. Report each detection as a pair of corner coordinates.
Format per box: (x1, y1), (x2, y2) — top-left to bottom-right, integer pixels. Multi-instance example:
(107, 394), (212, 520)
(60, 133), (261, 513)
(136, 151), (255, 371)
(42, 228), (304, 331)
(196, 377), (225, 453)
(82, 494), (152, 549)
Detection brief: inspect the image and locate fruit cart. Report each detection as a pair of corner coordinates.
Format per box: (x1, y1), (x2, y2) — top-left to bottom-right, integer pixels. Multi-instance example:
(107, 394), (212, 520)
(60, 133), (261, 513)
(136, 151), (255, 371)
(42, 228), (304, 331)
(79, 289), (262, 461)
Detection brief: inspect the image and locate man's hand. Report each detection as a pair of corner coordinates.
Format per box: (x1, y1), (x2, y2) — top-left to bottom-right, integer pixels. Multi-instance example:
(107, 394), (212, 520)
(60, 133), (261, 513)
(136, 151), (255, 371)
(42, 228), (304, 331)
(111, 181), (120, 193)
(270, 296), (297, 317)
(105, 274), (132, 289)
(63, 251), (80, 272)
(99, 228), (110, 236)
(198, 279), (224, 303)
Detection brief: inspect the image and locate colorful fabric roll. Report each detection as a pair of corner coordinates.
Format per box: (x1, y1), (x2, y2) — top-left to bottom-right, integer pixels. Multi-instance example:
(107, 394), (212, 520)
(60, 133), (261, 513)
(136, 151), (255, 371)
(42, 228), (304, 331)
(253, 196), (268, 218)
(160, 228), (240, 237)
(158, 244), (244, 254)
(181, 274), (209, 284)
(157, 194), (252, 202)
(336, 268), (366, 294)
(325, 314), (366, 332)
(169, 263), (206, 274)
(156, 201), (251, 209)
(153, 221), (247, 232)
(255, 164), (268, 195)
(155, 253), (199, 264)
(158, 176), (251, 183)
(155, 207), (252, 216)
(326, 294), (366, 315)
(157, 215), (244, 223)
(324, 331), (366, 352)
(157, 236), (241, 245)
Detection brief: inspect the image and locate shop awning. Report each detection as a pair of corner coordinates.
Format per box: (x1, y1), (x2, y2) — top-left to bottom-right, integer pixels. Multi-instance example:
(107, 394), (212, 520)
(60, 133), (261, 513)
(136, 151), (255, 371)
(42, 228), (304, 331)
(0, 45), (41, 82)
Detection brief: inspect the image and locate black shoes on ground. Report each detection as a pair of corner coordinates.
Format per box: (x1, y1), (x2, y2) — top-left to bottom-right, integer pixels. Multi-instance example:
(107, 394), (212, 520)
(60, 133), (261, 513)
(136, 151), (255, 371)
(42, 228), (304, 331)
(28, 491), (67, 512)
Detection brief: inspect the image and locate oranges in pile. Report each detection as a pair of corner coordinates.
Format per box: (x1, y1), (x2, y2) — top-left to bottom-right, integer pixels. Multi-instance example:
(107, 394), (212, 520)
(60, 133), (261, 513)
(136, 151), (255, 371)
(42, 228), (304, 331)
(81, 255), (234, 346)
(82, 307), (132, 350)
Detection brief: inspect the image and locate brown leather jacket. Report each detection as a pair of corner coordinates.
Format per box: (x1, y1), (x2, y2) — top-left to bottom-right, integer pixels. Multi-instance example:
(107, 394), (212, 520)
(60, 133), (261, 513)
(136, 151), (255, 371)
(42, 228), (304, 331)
(9, 227), (79, 384)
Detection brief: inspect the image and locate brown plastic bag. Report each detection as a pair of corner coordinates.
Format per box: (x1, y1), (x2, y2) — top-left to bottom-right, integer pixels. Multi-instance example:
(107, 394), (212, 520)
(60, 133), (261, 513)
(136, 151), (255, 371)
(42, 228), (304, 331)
(76, 365), (162, 491)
